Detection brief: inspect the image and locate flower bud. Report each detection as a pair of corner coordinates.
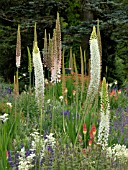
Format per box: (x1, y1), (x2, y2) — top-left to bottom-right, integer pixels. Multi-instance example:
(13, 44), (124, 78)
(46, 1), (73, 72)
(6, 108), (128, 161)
(83, 123), (87, 135)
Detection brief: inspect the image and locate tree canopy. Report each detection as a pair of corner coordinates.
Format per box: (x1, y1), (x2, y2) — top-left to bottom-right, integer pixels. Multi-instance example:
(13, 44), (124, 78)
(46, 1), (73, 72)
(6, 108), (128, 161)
(0, 0), (128, 86)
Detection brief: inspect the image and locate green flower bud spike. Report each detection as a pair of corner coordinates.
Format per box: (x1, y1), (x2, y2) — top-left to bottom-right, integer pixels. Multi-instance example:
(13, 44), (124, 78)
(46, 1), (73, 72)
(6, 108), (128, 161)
(33, 22), (38, 53)
(34, 42), (39, 53)
(90, 26), (97, 39)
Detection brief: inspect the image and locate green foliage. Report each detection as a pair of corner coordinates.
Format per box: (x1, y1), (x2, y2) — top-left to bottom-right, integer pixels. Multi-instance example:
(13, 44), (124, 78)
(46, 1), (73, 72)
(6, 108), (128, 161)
(114, 55), (128, 87)
(65, 0), (80, 26)
(0, 78), (128, 169)
(0, 0), (67, 82)
(62, 0), (128, 84)
(14, 91), (39, 118)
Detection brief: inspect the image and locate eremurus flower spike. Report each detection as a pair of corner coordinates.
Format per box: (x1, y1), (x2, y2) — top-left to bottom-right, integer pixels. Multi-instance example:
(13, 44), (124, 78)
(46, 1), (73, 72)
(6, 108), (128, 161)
(15, 24), (21, 96)
(86, 26), (101, 103)
(33, 23), (44, 108)
(16, 24), (21, 68)
(98, 77), (110, 149)
(43, 29), (48, 67)
(74, 26), (101, 145)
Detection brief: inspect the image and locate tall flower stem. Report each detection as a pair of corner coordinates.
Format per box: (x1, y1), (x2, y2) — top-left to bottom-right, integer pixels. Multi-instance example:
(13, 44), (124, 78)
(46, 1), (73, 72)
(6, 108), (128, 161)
(27, 46), (32, 93)
(62, 49), (66, 133)
(75, 26), (101, 145)
(52, 85), (55, 132)
(63, 98), (65, 133)
(15, 24), (21, 96)
(32, 24), (44, 170)
(84, 50), (86, 76)
(73, 54), (79, 128)
(16, 68), (19, 95)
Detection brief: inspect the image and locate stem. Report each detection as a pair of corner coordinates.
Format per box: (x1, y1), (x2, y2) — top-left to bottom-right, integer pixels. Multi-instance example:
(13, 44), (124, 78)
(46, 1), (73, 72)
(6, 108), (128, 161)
(29, 71), (31, 93)
(52, 85), (55, 132)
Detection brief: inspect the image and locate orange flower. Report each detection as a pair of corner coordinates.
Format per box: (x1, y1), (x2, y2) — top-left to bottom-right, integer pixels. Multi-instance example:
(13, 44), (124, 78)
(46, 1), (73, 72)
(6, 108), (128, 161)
(118, 89), (121, 94)
(88, 139), (93, 146)
(89, 130), (94, 139)
(110, 90), (116, 96)
(83, 123), (87, 135)
(91, 124), (96, 135)
(89, 124), (96, 139)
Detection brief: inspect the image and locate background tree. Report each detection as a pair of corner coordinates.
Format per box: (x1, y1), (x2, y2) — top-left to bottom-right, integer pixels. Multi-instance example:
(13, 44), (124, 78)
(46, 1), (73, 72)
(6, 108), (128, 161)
(0, 0), (67, 83)
(63, 0), (128, 85)
(0, 0), (127, 87)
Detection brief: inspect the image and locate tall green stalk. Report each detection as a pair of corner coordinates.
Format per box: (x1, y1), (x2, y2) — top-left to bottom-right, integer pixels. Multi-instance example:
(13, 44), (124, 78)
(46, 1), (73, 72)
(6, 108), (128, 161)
(62, 49), (66, 132)
(69, 47), (73, 73)
(0, 122), (8, 169)
(14, 69), (19, 97)
(43, 29), (48, 68)
(80, 46), (84, 101)
(84, 50), (86, 76)
(73, 54), (79, 129)
(74, 26), (101, 145)
(27, 47), (32, 93)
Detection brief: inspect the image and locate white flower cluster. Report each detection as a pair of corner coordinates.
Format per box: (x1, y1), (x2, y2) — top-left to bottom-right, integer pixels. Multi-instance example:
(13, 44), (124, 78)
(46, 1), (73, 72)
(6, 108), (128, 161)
(30, 131), (45, 159)
(59, 96), (63, 102)
(45, 133), (56, 147)
(98, 78), (110, 149)
(17, 131), (56, 169)
(87, 26), (101, 102)
(47, 99), (51, 104)
(18, 147), (35, 170)
(33, 43), (44, 107)
(98, 109), (110, 149)
(107, 144), (128, 163)
(0, 113), (9, 123)
(6, 102), (12, 108)
(30, 131), (56, 161)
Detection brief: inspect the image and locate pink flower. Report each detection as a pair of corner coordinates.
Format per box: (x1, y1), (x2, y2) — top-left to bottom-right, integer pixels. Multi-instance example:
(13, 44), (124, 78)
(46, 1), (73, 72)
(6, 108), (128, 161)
(6, 150), (8, 159)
